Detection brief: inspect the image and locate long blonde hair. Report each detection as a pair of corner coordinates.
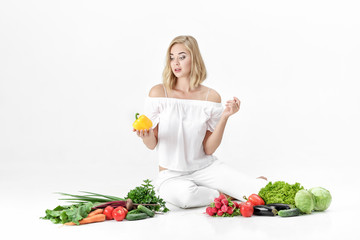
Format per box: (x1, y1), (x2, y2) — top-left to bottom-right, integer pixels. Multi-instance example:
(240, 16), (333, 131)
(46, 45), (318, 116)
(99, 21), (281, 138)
(162, 35), (207, 90)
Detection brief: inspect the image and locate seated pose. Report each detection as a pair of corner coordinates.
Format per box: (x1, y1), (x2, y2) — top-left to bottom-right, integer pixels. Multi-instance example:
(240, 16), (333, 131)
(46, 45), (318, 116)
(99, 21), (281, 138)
(134, 35), (266, 208)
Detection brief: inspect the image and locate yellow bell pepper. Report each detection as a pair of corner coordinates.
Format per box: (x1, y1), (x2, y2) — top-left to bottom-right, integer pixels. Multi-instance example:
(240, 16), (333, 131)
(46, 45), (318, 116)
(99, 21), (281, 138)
(132, 113), (153, 130)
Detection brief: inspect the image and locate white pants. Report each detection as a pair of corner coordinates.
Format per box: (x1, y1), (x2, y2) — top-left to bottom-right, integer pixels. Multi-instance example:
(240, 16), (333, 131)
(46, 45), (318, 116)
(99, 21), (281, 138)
(154, 160), (266, 209)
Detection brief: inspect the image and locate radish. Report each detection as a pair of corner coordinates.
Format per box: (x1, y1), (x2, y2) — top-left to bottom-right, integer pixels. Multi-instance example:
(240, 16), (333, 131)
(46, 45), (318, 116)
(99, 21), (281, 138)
(206, 207), (215, 216)
(221, 205), (228, 213)
(217, 210), (224, 216)
(221, 199), (229, 206)
(227, 207), (234, 215)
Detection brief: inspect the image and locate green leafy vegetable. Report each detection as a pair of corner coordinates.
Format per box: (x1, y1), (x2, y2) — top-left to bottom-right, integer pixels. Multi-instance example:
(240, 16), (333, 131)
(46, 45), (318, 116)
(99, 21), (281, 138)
(309, 187), (332, 211)
(258, 181), (304, 205)
(125, 179), (169, 212)
(295, 189), (315, 214)
(41, 202), (94, 225)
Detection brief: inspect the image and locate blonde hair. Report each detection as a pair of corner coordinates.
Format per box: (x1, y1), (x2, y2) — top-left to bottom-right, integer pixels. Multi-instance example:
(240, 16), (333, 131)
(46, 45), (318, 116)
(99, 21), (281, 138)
(162, 35), (207, 90)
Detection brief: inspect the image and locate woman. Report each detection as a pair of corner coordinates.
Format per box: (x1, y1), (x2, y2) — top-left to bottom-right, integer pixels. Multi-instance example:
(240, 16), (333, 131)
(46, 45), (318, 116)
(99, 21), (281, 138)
(134, 35), (266, 208)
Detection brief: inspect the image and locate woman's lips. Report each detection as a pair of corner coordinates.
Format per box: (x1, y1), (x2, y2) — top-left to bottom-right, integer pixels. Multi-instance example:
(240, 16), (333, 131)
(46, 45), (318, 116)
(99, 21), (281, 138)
(174, 68), (181, 73)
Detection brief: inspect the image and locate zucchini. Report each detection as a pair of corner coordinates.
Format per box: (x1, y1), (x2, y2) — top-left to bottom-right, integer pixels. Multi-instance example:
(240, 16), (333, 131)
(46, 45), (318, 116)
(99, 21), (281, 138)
(278, 208), (301, 217)
(125, 213), (148, 221)
(253, 205), (278, 216)
(266, 203), (292, 211)
(137, 204), (155, 217)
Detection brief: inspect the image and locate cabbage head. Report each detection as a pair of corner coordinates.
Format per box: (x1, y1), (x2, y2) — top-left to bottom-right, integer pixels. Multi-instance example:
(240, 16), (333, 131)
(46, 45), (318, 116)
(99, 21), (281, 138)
(309, 187), (332, 211)
(295, 190), (314, 214)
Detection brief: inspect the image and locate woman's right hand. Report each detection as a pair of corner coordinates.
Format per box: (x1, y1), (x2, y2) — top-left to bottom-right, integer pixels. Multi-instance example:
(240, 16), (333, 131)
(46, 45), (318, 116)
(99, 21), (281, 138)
(133, 128), (154, 139)
(133, 126), (158, 150)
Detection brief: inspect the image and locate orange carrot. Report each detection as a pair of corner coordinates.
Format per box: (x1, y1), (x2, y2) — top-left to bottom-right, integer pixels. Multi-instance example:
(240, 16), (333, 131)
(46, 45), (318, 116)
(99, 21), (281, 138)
(64, 214), (106, 226)
(87, 209), (104, 217)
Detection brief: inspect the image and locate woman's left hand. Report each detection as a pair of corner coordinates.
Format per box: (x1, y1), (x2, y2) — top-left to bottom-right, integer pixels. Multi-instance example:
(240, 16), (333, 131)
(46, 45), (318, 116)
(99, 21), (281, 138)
(222, 97), (241, 119)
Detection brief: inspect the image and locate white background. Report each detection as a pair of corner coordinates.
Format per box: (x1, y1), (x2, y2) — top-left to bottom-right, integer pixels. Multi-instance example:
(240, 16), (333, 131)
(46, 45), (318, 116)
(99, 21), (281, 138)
(0, 0), (359, 239)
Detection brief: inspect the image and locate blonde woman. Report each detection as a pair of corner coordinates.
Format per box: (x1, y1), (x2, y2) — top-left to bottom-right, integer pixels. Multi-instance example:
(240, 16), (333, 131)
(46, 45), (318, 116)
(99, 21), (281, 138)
(134, 35), (266, 208)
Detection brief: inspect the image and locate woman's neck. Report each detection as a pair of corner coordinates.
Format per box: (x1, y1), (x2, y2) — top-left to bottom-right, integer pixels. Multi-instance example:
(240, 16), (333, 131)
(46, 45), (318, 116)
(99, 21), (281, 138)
(175, 77), (193, 92)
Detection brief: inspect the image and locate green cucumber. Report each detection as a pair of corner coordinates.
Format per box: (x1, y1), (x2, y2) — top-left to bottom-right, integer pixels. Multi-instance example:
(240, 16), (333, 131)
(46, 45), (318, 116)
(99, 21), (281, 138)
(125, 213), (148, 221)
(137, 204), (155, 217)
(278, 208), (301, 217)
(127, 209), (142, 215)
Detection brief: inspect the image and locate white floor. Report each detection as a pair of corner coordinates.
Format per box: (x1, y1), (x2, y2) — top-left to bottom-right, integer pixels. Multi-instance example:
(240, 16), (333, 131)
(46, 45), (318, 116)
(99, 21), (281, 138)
(1, 161), (358, 240)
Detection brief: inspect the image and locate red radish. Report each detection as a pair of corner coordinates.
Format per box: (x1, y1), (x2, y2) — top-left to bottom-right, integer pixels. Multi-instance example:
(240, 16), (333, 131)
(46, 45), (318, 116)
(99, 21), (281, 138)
(233, 202), (239, 208)
(214, 198), (221, 203)
(211, 207), (217, 214)
(215, 202), (222, 209)
(217, 210), (224, 216)
(221, 199), (229, 206)
(219, 194), (226, 200)
(227, 207), (234, 215)
(206, 207), (215, 216)
(221, 205), (228, 213)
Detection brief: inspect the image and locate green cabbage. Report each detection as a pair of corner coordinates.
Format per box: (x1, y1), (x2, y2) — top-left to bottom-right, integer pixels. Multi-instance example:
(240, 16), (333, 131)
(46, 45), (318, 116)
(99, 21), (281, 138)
(295, 189), (315, 214)
(309, 187), (332, 211)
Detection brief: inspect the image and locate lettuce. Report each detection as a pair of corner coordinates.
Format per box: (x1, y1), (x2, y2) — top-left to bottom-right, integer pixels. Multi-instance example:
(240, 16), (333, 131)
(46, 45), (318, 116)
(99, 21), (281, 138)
(258, 181), (304, 205)
(41, 202), (93, 225)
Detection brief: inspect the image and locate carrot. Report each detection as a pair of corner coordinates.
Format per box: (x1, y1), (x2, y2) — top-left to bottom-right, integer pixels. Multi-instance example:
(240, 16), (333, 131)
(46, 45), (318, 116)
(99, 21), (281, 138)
(64, 214), (106, 225)
(87, 209), (104, 217)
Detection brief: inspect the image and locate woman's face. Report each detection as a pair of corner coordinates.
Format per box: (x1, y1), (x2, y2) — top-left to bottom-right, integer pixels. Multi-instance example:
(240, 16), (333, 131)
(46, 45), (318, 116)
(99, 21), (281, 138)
(170, 43), (191, 79)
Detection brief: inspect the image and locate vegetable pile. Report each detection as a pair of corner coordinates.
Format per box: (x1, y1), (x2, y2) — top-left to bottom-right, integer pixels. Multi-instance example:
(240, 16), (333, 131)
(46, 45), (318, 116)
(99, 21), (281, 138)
(41, 179), (168, 225)
(205, 182), (332, 218)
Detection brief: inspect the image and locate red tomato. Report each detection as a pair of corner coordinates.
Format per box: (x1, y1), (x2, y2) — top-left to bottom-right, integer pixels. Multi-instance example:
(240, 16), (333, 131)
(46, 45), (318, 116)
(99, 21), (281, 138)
(103, 206), (114, 220)
(112, 206), (127, 221)
(248, 194), (265, 206)
(240, 202), (254, 217)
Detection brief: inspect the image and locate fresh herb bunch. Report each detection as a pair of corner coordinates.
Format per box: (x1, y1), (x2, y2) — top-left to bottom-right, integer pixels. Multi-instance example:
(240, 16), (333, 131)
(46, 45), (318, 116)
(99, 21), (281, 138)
(125, 179), (169, 212)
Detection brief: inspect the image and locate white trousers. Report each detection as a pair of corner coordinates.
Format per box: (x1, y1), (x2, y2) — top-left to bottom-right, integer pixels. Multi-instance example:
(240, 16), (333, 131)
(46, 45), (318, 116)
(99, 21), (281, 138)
(155, 160), (266, 209)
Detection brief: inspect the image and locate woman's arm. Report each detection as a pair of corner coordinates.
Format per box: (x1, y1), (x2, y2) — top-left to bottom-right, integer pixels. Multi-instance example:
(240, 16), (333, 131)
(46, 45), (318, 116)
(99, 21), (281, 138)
(203, 96), (241, 155)
(133, 84), (164, 150)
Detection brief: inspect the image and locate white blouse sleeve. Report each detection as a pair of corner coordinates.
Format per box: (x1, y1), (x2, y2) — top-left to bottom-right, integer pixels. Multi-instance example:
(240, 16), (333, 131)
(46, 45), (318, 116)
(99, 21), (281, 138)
(206, 105), (224, 132)
(144, 97), (160, 129)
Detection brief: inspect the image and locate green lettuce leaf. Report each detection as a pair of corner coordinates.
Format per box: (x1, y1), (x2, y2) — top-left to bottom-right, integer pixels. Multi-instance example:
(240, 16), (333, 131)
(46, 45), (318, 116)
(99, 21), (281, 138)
(41, 202), (93, 225)
(258, 181), (304, 205)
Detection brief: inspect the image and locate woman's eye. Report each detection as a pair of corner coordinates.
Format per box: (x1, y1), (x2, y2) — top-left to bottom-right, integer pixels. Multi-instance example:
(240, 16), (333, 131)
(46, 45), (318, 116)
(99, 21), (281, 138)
(179, 55), (186, 60)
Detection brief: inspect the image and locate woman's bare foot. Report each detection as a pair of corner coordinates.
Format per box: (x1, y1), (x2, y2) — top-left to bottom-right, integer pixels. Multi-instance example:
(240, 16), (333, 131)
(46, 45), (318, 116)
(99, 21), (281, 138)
(256, 176), (268, 181)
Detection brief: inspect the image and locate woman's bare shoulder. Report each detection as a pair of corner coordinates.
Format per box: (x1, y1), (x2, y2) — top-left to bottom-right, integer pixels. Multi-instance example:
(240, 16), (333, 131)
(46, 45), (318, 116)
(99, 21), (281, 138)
(149, 84), (166, 97)
(206, 87), (221, 103)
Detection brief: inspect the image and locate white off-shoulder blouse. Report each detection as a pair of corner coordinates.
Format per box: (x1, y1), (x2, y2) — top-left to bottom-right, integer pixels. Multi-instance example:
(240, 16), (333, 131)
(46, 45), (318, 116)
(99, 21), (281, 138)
(144, 96), (224, 171)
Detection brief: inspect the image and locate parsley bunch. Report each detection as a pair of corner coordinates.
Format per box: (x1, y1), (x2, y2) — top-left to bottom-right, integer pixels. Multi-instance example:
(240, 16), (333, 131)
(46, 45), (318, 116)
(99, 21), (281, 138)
(125, 179), (169, 212)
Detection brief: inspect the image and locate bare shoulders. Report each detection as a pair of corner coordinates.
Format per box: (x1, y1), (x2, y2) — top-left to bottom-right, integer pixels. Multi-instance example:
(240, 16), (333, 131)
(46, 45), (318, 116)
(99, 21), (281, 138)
(205, 87), (221, 103)
(149, 84), (166, 97)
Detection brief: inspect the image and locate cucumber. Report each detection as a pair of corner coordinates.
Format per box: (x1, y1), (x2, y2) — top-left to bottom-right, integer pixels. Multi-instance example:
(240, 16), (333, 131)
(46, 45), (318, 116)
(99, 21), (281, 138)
(125, 213), (148, 221)
(278, 208), (301, 217)
(127, 209), (143, 215)
(137, 204), (155, 217)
